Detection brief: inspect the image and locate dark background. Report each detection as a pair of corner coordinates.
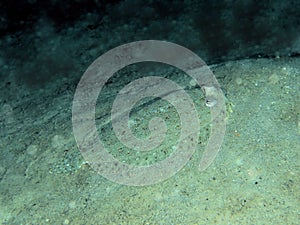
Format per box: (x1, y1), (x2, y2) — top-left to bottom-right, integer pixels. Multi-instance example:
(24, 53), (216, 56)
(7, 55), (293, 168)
(1, 0), (300, 86)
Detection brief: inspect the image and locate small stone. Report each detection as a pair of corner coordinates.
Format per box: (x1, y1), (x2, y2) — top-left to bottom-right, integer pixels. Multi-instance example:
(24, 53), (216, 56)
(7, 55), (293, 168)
(26, 145), (38, 156)
(189, 79), (197, 87)
(68, 200), (76, 209)
(235, 78), (243, 85)
(269, 74), (279, 84)
(51, 135), (65, 149)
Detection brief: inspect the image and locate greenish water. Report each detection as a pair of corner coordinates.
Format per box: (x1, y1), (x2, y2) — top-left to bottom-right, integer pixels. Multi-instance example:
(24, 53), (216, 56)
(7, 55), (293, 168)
(0, 57), (299, 224)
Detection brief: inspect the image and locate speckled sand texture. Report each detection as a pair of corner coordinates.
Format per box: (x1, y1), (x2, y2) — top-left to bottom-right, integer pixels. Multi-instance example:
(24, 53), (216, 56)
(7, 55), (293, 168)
(0, 56), (299, 224)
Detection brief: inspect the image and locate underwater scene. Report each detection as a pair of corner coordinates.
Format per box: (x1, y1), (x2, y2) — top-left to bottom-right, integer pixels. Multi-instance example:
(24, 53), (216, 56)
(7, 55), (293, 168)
(0, 1), (299, 224)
